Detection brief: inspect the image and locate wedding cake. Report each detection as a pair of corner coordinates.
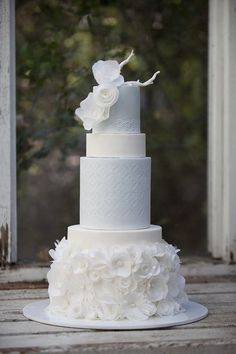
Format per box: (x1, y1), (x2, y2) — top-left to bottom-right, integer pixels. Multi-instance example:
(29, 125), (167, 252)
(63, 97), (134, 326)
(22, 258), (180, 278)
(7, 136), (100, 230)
(46, 51), (187, 321)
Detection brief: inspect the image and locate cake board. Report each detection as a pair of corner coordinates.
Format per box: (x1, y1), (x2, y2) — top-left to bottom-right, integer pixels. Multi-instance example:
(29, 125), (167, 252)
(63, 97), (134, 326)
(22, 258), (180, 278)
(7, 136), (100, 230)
(23, 300), (208, 330)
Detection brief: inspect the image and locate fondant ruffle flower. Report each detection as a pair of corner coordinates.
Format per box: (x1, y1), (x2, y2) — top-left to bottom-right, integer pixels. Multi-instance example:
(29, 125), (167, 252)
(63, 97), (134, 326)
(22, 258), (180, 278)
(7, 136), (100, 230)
(47, 238), (187, 320)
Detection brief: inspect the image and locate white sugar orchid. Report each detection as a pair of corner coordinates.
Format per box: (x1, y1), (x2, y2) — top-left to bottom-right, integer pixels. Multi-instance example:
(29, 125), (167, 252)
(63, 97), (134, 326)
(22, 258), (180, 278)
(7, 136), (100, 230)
(74, 49), (160, 130)
(92, 60), (124, 87)
(92, 50), (134, 86)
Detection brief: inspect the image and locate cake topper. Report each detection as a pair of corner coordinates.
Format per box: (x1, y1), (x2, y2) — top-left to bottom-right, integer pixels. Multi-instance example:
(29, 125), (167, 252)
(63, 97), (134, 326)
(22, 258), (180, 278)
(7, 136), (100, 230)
(75, 50), (160, 130)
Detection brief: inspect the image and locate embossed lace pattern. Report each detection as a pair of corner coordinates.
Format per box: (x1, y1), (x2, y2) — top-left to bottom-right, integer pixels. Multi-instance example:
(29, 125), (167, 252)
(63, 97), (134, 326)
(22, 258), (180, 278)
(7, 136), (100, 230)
(80, 158), (151, 229)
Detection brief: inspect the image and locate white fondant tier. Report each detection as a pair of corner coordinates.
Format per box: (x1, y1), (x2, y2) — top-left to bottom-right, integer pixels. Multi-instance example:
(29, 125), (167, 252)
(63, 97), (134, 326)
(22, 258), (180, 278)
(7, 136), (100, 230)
(67, 225), (162, 248)
(86, 133), (146, 157)
(80, 157), (151, 230)
(93, 85), (140, 134)
(47, 234), (188, 321)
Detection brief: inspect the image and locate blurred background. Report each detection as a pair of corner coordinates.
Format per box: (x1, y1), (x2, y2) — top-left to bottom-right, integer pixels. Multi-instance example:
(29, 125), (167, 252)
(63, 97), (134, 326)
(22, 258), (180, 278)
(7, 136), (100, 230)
(16, 0), (208, 263)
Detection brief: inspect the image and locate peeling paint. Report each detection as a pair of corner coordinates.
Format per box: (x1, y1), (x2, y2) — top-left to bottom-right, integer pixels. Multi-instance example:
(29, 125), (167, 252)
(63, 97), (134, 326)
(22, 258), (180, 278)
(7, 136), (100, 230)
(0, 223), (8, 269)
(230, 251), (235, 265)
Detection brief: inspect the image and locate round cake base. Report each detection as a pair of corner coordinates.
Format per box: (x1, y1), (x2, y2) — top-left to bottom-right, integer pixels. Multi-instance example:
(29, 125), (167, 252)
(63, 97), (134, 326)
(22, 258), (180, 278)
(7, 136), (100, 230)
(23, 300), (208, 330)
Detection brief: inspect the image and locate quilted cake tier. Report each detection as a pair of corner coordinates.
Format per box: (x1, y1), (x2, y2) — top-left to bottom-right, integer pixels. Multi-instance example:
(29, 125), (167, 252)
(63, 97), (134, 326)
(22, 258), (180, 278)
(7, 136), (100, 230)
(80, 157), (151, 230)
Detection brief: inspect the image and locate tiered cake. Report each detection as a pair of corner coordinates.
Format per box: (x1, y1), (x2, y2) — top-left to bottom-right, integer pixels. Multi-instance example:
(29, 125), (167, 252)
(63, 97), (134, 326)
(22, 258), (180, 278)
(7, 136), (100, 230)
(47, 51), (187, 321)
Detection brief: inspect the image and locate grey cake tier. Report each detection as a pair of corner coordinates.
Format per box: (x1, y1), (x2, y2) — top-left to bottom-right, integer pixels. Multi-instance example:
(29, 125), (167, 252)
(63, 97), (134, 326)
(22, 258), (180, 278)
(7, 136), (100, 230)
(93, 85), (140, 134)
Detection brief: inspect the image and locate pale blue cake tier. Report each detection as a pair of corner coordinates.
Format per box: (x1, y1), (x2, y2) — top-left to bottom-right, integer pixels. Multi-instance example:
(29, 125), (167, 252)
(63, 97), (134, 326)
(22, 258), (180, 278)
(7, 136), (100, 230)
(93, 85), (140, 134)
(80, 157), (151, 230)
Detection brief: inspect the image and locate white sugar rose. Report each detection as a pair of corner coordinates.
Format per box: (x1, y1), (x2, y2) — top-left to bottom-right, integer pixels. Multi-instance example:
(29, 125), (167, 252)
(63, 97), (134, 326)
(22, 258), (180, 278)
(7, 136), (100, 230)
(92, 60), (124, 86)
(158, 243), (180, 272)
(68, 292), (96, 319)
(49, 237), (72, 262)
(67, 302), (85, 319)
(47, 262), (70, 297)
(75, 92), (109, 130)
(108, 248), (132, 278)
(153, 241), (167, 257)
(94, 279), (118, 304)
(156, 299), (181, 316)
(97, 303), (121, 320)
(71, 253), (90, 274)
(93, 84), (119, 108)
(122, 293), (156, 321)
(148, 276), (168, 302)
(135, 253), (160, 280)
(47, 238), (186, 320)
(168, 273), (186, 298)
(46, 295), (68, 315)
(176, 291), (188, 305)
(127, 245), (143, 272)
(88, 269), (101, 283)
(67, 274), (87, 297)
(115, 276), (137, 295)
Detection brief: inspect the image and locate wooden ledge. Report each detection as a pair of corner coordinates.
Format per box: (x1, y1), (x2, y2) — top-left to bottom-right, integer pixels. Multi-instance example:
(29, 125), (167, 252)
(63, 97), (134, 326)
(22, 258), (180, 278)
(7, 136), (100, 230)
(0, 258), (236, 353)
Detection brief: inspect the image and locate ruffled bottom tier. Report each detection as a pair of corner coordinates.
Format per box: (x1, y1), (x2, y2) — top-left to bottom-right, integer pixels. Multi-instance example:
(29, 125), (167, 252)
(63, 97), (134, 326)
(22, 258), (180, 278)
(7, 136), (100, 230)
(47, 226), (187, 321)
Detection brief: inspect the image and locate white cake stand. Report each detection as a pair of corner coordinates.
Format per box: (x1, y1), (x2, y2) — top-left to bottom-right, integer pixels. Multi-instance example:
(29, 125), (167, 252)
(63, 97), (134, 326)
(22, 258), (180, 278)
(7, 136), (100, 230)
(23, 300), (208, 330)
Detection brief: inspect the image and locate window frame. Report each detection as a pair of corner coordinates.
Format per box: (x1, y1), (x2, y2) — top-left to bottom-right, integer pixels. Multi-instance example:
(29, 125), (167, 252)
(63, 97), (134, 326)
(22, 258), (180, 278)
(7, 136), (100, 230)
(0, 0), (17, 266)
(0, 0), (236, 265)
(208, 0), (236, 262)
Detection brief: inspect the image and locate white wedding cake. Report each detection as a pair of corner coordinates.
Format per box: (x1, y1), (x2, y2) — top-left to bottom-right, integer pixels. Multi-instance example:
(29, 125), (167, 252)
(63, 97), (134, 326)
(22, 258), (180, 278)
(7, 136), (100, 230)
(47, 51), (187, 321)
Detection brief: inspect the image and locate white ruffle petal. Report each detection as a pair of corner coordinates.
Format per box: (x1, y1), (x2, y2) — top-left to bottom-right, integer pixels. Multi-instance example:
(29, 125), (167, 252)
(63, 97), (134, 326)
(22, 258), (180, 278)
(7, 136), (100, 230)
(92, 60), (121, 85)
(112, 75), (124, 87)
(156, 300), (180, 316)
(75, 93), (108, 130)
(148, 277), (168, 302)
